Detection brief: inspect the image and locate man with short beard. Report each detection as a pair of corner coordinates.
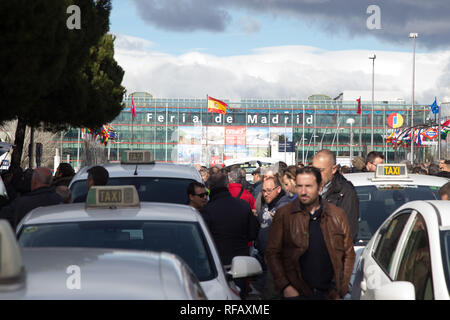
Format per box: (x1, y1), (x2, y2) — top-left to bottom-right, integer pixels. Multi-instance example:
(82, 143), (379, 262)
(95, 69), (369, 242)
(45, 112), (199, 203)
(265, 166), (355, 300)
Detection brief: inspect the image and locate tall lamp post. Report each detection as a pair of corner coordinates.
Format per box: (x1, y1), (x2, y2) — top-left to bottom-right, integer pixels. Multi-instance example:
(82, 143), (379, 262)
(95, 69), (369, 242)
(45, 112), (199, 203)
(369, 54), (376, 152)
(346, 118), (355, 163)
(284, 111), (289, 163)
(409, 33), (418, 164)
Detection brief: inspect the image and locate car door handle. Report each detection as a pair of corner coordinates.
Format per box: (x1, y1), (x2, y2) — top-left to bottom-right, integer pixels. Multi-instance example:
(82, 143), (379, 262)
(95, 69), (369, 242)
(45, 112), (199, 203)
(360, 279), (367, 292)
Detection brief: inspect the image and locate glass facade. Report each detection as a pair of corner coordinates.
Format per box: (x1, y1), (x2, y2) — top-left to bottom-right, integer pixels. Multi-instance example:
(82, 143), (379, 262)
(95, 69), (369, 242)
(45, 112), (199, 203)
(60, 92), (435, 167)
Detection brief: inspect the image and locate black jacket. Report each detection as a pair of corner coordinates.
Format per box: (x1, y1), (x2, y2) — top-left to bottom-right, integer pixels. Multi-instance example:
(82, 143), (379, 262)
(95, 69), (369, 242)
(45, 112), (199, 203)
(322, 172), (359, 241)
(200, 187), (260, 266)
(436, 171), (450, 179)
(0, 186), (63, 229)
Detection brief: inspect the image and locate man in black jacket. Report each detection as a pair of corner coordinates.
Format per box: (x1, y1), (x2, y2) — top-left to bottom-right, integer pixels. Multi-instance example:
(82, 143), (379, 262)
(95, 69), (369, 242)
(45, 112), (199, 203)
(0, 167), (63, 229)
(312, 149), (359, 242)
(200, 171), (260, 298)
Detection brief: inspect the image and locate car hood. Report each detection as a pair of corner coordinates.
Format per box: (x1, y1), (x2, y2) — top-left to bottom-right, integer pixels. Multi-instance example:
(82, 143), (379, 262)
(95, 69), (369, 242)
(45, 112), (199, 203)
(201, 278), (239, 300)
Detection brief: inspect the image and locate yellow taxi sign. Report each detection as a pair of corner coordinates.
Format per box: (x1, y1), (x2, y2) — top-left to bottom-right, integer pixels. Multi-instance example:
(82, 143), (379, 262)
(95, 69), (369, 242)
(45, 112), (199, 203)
(373, 164), (411, 181)
(86, 185), (140, 209)
(121, 150), (154, 164)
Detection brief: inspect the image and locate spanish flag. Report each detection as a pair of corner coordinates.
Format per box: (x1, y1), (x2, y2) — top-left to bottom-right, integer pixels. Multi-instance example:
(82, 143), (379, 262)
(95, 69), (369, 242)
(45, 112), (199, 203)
(208, 96), (228, 114)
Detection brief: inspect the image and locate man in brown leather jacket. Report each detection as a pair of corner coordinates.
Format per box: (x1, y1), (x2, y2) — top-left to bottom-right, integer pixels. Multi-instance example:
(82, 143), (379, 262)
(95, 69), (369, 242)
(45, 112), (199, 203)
(265, 166), (355, 300)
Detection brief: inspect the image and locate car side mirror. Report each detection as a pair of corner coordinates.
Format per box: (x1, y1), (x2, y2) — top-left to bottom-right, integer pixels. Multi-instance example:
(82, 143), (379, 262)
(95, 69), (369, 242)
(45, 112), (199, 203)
(0, 220), (25, 291)
(374, 281), (415, 300)
(228, 256), (262, 279)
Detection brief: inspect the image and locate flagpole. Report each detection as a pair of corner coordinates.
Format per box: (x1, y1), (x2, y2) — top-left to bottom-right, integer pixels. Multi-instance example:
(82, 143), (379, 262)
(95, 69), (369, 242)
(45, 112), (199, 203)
(76, 128), (80, 172)
(165, 102), (168, 162)
(131, 95), (134, 151)
(206, 95), (209, 166)
(359, 97), (362, 157)
(438, 98), (441, 161)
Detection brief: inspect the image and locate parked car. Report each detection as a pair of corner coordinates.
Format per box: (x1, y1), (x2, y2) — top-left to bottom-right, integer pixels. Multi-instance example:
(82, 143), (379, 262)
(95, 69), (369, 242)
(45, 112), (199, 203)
(17, 185), (262, 299)
(351, 200), (450, 300)
(69, 150), (203, 205)
(0, 220), (206, 300)
(343, 163), (448, 297)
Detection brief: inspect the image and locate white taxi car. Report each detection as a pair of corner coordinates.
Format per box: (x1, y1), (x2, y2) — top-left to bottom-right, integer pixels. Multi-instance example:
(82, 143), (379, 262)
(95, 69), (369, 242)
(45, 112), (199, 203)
(345, 164), (449, 247)
(351, 200), (450, 300)
(69, 150), (203, 205)
(0, 220), (206, 300)
(16, 186), (262, 300)
(343, 164), (448, 296)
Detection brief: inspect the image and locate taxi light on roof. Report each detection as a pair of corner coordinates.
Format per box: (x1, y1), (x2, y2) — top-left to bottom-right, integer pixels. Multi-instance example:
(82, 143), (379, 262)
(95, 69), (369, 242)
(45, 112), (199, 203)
(372, 164), (411, 181)
(121, 150), (154, 164)
(86, 185), (140, 209)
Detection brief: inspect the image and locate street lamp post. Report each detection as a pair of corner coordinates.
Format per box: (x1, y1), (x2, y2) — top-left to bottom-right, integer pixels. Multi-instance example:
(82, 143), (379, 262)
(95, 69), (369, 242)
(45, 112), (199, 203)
(369, 54), (376, 152)
(409, 33), (418, 164)
(284, 111), (289, 163)
(346, 118), (355, 163)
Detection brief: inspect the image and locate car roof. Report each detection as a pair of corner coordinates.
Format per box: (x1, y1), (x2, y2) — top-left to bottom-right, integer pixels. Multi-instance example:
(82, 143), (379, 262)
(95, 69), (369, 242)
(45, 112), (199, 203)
(10, 248), (198, 299)
(344, 172), (449, 187)
(423, 200), (450, 228)
(19, 202), (201, 226)
(70, 162), (202, 184)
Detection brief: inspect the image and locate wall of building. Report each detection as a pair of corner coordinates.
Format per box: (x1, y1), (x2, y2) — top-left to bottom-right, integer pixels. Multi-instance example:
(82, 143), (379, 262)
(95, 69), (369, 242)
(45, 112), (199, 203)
(59, 93), (438, 167)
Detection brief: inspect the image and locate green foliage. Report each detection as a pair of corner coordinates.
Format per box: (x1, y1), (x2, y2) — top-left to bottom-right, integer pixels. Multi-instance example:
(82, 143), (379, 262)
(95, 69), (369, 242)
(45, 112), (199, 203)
(0, 0), (125, 166)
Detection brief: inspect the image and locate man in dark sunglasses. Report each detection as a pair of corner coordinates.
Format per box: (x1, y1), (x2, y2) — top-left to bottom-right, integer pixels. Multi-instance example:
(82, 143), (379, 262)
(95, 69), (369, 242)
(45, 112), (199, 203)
(187, 181), (208, 211)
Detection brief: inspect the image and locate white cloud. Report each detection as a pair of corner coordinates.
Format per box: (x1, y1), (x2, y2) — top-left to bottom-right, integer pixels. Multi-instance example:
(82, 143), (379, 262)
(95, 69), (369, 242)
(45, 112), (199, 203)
(114, 33), (450, 105)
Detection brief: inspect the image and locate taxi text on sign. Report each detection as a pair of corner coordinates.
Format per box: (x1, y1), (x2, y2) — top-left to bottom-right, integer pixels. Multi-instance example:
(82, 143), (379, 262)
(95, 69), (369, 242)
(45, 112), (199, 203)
(384, 166), (400, 176)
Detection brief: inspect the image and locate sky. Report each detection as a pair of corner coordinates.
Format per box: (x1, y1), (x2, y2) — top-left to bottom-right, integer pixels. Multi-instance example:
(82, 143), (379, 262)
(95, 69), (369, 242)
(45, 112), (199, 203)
(109, 0), (450, 108)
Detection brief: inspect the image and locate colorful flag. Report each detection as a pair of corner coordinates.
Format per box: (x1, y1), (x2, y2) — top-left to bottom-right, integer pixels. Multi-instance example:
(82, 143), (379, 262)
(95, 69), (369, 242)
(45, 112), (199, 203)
(422, 127), (438, 140)
(430, 97), (439, 114)
(130, 96), (137, 118)
(208, 96), (228, 114)
(356, 97), (361, 115)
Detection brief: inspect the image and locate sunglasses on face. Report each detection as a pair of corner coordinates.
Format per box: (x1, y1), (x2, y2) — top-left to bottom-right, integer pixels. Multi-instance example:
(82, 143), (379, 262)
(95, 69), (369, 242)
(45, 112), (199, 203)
(195, 192), (208, 198)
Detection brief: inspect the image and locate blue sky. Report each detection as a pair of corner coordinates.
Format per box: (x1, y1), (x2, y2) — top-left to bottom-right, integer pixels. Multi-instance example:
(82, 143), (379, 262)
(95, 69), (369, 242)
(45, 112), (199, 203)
(110, 0), (421, 56)
(109, 0), (450, 105)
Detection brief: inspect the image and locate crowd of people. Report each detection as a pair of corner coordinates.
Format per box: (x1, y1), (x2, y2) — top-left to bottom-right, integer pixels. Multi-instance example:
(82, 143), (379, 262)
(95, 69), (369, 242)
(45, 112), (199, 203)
(1, 151), (450, 300)
(188, 150), (450, 300)
(0, 163), (76, 228)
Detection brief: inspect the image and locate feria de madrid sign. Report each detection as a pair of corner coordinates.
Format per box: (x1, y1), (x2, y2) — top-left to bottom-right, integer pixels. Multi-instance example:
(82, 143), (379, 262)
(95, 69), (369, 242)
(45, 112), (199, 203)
(145, 112), (315, 126)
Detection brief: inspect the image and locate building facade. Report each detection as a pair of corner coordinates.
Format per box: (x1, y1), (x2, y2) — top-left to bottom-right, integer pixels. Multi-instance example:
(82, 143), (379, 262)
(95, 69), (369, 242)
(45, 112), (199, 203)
(60, 91), (439, 167)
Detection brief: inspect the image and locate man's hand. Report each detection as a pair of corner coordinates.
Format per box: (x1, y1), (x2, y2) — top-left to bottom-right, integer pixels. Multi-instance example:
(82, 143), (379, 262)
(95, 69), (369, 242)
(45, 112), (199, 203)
(283, 285), (299, 298)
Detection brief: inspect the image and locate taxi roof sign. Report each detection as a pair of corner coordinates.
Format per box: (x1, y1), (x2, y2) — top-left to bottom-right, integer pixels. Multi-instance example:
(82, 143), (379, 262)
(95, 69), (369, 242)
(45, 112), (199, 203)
(372, 163), (412, 182)
(86, 185), (140, 209)
(121, 150), (154, 164)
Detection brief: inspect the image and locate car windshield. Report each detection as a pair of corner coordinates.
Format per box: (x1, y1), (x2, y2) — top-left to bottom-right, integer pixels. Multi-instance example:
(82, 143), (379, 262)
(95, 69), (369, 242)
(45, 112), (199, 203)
(355, 185), (440, 243)
(70, 177), (196, 204)
(441, 230), (450, 296)
(18, 221), (216, 282)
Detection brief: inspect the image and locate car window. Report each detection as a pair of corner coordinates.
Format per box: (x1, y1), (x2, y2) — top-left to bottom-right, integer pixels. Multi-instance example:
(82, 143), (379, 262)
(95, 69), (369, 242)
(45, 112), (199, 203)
(71, 177), (196, 204)
(396, 214), (433, 300)
(373, 212), (411, 277)
(18, 221), (217, 282)
(0, 175), (7, 198)
(355, 185), (439, 242)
